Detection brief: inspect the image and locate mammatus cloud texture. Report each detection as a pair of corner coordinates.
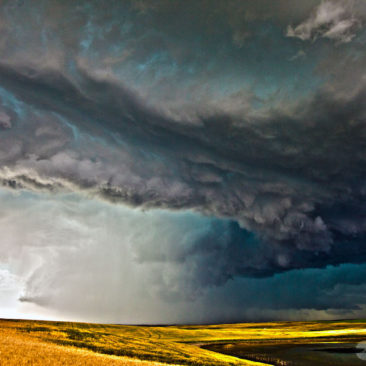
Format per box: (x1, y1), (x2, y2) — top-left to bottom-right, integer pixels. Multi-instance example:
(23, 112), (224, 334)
(0, 0), (366, 322)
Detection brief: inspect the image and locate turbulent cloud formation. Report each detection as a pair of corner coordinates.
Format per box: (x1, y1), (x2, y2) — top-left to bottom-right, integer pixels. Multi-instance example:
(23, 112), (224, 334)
(286, 0), (363, 43)
(0, 0), (365, 322)
(1, 189), (366, 323)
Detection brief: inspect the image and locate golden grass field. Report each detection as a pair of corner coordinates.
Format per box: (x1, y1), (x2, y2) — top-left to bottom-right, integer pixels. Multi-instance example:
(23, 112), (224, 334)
(1, 318), (366, 365)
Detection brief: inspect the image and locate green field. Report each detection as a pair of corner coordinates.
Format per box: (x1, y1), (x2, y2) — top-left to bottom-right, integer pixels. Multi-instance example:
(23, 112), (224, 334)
(1, 318), (366, 365)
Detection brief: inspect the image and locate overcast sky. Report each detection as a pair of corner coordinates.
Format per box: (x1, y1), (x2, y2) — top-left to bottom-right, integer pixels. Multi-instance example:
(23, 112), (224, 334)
(0, 0), (366, 323)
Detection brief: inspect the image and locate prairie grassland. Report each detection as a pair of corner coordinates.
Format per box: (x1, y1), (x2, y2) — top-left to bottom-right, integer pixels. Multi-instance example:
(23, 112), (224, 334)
(1, 319), (366, 365)
(0, 324), (179, 366)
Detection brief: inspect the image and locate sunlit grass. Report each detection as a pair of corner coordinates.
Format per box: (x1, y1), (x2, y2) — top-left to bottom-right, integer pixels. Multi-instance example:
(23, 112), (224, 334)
(0, 324), (180, 366)
(1, 319), (366, 365)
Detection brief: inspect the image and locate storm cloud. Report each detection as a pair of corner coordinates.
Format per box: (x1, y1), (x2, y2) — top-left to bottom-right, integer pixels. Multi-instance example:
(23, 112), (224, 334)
(0, 0), (366, 322)
(286, 0), (363, 43)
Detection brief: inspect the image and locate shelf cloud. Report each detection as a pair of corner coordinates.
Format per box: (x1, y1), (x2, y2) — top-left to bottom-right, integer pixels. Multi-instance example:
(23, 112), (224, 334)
(0, 0), (365, 322)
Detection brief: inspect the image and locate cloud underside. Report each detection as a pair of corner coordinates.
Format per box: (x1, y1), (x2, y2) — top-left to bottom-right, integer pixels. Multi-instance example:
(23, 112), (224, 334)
(1, 59), (366, 280)
(2, 190), (366, 323)
(0, 0), (365, 306)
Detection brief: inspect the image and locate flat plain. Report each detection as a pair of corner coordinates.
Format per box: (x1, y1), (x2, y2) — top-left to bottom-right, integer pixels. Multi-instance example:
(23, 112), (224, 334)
(1, 318), (366, 365)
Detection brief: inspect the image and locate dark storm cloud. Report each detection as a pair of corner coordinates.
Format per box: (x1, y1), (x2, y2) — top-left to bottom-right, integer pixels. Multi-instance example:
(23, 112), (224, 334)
(0, 0), (366, 285)
(199, 263), (366, 323)
(3, 189), (366, 323)
(1, 59), (366, 279)
(287, 0), (363, 43)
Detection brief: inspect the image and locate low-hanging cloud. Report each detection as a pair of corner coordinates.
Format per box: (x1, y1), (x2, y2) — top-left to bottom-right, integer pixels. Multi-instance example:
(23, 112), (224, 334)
(0, 0), (365, 321)
(1, 189), (366, 323)
(1, 59), (366, 274)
